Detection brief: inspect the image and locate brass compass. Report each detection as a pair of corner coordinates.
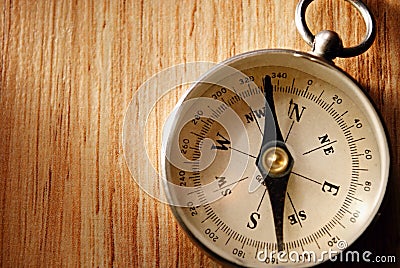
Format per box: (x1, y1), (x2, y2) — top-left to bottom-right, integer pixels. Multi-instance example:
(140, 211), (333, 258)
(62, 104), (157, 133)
(160, 0), (389, 266)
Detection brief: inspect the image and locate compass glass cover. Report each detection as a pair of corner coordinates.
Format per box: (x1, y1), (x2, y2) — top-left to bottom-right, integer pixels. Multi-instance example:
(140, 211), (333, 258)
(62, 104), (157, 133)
(161, 50), (389, 267)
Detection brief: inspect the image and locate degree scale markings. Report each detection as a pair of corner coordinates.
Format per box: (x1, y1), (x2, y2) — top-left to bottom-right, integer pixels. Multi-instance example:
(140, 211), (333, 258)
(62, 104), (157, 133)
(275, 78), (367, 233)
(178, 72), (371, 260)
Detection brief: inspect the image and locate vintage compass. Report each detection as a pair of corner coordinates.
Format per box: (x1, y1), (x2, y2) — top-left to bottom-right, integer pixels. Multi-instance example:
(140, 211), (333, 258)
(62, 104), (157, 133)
(160, 0), (390, 266)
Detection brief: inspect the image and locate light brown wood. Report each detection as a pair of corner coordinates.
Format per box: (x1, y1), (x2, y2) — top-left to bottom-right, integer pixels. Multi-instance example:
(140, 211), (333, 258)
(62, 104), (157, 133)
(0, 0), (399, 267)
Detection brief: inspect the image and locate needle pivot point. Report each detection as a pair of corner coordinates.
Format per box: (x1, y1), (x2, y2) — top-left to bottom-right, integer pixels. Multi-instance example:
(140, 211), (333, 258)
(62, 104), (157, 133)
(262, 146), (290, 176)
(257, 141), (293, 179)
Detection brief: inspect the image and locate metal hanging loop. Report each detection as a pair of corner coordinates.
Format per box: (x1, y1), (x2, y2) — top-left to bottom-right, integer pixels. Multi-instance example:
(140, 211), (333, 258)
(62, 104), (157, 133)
(295, 0), (376, 59)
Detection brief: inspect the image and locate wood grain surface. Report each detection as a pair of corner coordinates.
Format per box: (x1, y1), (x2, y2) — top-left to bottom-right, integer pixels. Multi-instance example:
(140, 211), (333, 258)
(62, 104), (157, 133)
(0, 0), (399, 267)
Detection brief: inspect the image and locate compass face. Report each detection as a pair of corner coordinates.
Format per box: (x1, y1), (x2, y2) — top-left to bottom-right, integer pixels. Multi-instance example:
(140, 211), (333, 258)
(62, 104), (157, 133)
(161, 50), (389, 267)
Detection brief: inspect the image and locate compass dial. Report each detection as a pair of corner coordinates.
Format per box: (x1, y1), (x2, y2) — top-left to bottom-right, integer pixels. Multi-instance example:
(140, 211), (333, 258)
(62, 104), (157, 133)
(161, 50), (389, 267)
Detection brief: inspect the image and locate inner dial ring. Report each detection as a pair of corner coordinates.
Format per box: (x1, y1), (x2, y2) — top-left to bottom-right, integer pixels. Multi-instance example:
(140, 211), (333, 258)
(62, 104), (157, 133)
(162, 50), (389, 267)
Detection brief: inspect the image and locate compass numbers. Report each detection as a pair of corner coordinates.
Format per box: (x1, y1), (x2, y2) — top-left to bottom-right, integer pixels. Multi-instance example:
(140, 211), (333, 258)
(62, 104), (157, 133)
(364, 180), (372, 191)
(354, 118), (363, 128)
(364, 149), (373, 160)
(180, 138), (190, 156)
(318, 134), (335, 156)
(349, 210), (361, 223)
(187, 201), (199, 217)
(191, 110), (204, 125)
(178, 112), (214, 161)
(211, 87), (228, 99)
(232, 248), (246, 259)
(332, 94), (343, 104)
(288, 99), (306, 122)
(327, 235), (342, 247)
(211, 132), (231, 151)
(247, 212), (261, 230)
(271, 72), (288, 79)
(178, 170), (187, 186)
(204, 228), (219, 242)
(239, 75), (255, 84)
(322, 180), (340, 196)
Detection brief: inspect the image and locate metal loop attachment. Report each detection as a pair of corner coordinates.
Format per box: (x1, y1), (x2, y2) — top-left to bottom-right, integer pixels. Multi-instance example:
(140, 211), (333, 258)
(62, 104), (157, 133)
(295, 0), (376, 59)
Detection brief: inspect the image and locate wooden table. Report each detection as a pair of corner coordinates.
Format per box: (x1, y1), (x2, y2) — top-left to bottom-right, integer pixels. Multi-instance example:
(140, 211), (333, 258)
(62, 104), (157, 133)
(1, 0), (398, 267)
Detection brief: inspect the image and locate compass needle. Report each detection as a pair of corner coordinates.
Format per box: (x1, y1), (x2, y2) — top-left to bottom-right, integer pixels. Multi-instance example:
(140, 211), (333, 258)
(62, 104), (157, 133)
(255, 75), (294, 252)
